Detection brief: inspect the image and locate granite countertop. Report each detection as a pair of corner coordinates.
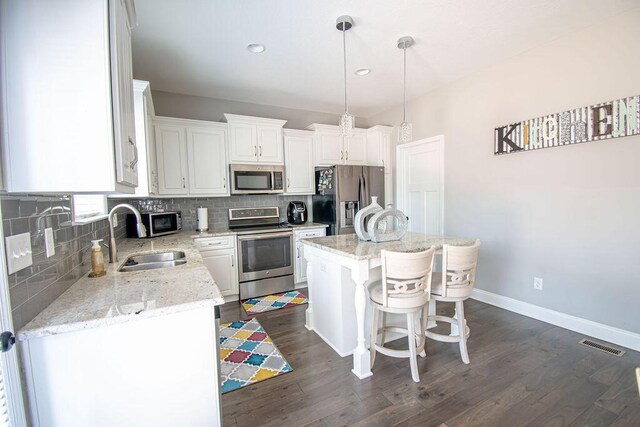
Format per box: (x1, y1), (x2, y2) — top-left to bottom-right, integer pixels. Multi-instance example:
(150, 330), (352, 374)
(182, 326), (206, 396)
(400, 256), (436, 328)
(301, 232), (477, 260)
(189, 222), (329, 238)
(17, 232), (225, 341)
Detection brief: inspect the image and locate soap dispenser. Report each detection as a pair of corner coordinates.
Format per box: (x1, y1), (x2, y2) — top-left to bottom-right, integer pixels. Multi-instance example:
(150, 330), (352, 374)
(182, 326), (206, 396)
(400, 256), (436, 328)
(89, 239), (106, 278)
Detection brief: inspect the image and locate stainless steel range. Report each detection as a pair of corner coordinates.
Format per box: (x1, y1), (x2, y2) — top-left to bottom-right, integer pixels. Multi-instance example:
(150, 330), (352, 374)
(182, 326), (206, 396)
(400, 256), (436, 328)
(229, 207), (294, 300)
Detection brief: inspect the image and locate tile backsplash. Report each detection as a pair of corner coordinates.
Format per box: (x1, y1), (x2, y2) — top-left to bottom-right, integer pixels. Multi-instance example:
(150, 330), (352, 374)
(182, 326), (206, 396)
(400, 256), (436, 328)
(1, 196), (127, 330)
(0, 194), (311, 331)
(128, 195), (312, 230)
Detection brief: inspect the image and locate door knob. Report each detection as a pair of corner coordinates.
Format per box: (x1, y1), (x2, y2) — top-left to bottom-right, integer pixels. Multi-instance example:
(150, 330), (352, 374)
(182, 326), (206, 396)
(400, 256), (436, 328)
(0, 331), (15, 352)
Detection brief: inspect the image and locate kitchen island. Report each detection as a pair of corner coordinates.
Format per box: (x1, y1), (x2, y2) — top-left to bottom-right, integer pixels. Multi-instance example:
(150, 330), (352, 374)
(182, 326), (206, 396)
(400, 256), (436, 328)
(18, 232), (225, 426)
(301, 232), (476, 379)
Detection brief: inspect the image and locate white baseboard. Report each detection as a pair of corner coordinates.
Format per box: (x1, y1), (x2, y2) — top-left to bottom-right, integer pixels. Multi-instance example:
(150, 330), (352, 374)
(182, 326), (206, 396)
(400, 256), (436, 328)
(471, 289), (640, 352)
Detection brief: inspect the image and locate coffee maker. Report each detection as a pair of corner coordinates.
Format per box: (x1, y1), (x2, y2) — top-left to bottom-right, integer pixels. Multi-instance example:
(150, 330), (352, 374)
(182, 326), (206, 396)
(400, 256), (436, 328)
(287, 201), (307, 225)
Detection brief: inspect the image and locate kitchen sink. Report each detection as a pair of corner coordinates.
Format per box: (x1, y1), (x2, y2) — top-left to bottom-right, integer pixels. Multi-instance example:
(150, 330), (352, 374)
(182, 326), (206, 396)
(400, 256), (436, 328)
(118, 251), (187, 272)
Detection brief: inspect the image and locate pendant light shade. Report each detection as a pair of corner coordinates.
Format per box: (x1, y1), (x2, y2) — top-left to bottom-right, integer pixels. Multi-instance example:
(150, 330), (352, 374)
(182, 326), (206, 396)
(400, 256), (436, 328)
(337, 15), (355, 137)
(398, 36), (414, 143)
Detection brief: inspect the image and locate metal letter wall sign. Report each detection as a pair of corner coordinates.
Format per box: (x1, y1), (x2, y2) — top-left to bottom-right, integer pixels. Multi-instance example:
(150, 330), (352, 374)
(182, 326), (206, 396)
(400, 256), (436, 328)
(494, 95), (639, 155)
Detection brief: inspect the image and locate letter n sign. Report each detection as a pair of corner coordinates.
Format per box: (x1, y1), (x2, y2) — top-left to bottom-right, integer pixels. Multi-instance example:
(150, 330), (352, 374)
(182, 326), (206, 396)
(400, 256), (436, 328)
(494, 95), (640, 155)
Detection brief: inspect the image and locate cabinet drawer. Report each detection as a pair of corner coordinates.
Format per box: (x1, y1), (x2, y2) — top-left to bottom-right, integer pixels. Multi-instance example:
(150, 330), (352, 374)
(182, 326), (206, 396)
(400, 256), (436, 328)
(195, 235), (236, 250)
(294, 228), (326, 240)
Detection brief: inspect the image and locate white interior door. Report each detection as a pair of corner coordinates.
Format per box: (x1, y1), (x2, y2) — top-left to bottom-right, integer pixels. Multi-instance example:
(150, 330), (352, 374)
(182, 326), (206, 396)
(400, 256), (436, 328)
(396, 136), (444, 235)
(0, 212), (27, 426)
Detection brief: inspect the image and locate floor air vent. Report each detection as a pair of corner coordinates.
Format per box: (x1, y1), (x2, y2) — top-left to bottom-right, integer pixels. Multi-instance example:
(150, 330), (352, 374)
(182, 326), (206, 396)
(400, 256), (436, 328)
(579, 339), (625, 357)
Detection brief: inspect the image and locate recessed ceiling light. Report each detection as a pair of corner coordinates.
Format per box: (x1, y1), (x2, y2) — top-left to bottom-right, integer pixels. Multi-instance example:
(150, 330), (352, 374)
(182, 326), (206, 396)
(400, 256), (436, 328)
(247, 43), (265, 53)
(354, 68), (371, 76)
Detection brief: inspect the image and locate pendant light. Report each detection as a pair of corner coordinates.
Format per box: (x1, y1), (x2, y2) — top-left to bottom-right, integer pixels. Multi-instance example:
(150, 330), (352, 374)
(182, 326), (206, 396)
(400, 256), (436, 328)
(336, 15), (355, 137)
(397, 36), (414, 143)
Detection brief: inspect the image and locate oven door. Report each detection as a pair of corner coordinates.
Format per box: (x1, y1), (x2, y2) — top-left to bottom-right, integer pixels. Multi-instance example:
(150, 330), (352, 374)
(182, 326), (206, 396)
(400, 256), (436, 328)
(237, 232), (293, 282)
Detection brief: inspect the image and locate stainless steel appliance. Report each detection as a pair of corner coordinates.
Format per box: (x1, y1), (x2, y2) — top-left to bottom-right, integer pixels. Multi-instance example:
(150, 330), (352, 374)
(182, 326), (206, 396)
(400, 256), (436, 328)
(287, 201), (307, 224)
(228, 207), (294, 299)
(126, 211), (182, 238)
(230, 164), (285, 194)
(312, 166), (385, 235)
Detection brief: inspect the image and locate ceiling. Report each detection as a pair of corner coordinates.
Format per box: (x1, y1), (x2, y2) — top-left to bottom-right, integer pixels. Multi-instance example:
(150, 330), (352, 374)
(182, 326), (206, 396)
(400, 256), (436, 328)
(132, 0), (639, 117)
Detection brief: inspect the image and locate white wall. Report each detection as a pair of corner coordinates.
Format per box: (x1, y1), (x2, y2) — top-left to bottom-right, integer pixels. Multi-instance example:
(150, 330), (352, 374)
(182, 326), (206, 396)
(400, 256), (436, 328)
(369, 9), (640, 334)
(151, 90), (371, 130)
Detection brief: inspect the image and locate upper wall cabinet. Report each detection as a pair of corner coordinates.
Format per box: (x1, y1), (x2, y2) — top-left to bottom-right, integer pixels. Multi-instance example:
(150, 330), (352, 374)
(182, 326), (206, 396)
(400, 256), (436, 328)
(224, 114), (286, 164)
(130, 80), (158, 197)
(366, 125), (394, 167)
(307, 124), (368, 166)
(155, 117), (229, 197)
(0, 0), (138, 193)
(284, 129), (315, 195)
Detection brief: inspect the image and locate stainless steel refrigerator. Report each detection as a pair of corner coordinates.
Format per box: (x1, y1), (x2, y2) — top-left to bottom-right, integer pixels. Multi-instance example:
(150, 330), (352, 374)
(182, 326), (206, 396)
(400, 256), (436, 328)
(312, 165), (385, 235)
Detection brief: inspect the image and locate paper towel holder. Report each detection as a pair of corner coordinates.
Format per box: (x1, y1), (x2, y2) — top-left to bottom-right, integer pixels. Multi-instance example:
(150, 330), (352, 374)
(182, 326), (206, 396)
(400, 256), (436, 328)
(196, 207), (209, 232)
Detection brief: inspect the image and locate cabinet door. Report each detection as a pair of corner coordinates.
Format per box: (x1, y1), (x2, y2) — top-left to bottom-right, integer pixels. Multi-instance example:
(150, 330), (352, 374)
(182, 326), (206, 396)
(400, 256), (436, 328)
(201, 249), (239, 296)
(257, 126), (284, 164)
(229, 123), (258, 163)
(145, 96), (159, 195)
(315, 131), (344, 166)
(111, 0), (137, 187)
(295, 242), (306, 284)
(345, 131), (367, 165)
(155, 125), (189, 195)
(366, 132), (382, 166)
(284, 134), (314, 194)
(187, 126), (229, 195)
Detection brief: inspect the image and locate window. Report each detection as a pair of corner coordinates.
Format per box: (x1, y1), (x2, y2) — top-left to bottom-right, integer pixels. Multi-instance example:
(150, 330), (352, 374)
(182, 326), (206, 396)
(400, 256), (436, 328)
(71, 195), (108, 224)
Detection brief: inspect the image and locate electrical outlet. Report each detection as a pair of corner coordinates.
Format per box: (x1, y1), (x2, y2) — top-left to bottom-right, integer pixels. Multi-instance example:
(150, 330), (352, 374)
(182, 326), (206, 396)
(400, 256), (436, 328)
(534, 277), (543, 291)
(5, 232), (33, 274)
(44, 227), (55, 258)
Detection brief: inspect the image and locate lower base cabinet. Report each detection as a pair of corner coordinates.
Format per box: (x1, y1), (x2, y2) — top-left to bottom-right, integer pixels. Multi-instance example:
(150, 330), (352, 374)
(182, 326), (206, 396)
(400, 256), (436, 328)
(294, 227), (327, 284)
(21, 307), (222, 426)
(196, 236), (239, 298)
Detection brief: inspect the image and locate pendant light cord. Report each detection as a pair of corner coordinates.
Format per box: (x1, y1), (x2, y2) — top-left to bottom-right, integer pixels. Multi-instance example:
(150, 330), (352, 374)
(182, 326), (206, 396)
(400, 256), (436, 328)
(343, 24), (348, 113)
(403, 42), (407, 123)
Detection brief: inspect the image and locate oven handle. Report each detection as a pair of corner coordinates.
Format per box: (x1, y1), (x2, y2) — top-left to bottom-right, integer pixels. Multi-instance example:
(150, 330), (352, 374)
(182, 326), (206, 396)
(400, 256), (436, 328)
(238, 232), (293, 241)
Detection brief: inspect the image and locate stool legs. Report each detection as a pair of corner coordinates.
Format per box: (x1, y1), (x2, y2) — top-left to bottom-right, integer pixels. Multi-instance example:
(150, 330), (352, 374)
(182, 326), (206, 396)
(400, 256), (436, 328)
(456, 301), (470, 364)
(419, 304), (428, 358)
(406, 312), (420, 382)
(370, 305), (379, 367)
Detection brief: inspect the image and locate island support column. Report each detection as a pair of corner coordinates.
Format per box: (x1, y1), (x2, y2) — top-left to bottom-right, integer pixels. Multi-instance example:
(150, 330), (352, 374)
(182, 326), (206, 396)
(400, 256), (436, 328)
(351, 260), (373, 379)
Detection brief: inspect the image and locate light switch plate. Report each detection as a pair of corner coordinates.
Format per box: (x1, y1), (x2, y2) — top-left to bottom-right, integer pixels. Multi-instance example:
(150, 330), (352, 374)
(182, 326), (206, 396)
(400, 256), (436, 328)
(45, 227), (55, 258)
(5, 232), (33, 275)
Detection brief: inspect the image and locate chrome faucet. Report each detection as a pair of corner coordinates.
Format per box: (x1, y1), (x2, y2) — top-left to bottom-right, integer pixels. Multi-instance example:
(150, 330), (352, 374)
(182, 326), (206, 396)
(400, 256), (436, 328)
(108, 203), (147, 263)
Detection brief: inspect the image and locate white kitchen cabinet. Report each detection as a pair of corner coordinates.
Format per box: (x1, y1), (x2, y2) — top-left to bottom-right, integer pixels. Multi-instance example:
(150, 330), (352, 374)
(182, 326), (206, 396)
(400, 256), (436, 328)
(21, 306), (222, 426)
(187, 125), (229, 195)
(284, 129), (315, 195)
(0, 0), (138, 193)
(155, 122), (189, 195)
(196, 237), (239, 299)
(129, 80), (158, 197)
(294, 227), (327, 284)
(366, 125), (393, 167)
(155, 117), (229, 197)
(225, 114), (286, 164)
(345, 129), (368, 165)
(308, 124), (368, 166)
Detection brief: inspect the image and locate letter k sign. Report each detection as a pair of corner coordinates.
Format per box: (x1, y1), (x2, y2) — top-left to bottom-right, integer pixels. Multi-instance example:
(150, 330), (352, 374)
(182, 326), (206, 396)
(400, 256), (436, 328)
(495, 124), (524, 154)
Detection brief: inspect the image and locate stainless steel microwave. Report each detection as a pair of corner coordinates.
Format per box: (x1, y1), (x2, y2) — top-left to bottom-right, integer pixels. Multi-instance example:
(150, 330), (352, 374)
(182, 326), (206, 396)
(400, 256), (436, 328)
(230, 164), (285, 194)
(126, 212), (182, 238)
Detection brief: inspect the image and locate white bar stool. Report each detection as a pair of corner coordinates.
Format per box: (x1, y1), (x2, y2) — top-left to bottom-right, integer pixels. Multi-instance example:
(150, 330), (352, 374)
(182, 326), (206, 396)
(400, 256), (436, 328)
(425, 240), (481, 364)
(368, 247), (436, 382)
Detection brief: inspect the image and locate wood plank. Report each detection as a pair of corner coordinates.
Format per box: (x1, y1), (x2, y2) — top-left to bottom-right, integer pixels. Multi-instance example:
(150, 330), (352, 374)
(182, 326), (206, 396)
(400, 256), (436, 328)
(216, 291), (640, 427)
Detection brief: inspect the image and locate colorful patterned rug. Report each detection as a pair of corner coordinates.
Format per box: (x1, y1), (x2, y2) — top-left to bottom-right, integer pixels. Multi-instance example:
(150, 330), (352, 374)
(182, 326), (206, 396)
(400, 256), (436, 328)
(241, 291), (308, 315)
(219, 318), (292, 393)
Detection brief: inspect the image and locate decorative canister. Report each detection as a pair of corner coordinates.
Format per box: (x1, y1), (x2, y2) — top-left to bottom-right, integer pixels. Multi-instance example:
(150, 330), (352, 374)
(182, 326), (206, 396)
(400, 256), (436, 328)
(354, 196), (383, 241)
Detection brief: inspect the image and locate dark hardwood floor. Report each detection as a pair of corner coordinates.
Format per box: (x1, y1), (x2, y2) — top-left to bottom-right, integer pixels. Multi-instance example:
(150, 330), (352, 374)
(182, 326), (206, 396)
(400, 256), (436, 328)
(219, 290), (640, 426)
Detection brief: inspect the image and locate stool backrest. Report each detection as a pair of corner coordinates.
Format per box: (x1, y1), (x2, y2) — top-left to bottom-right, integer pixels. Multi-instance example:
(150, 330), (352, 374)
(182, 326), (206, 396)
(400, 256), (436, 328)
(381, 247), (436, 308)
(440, 240), (481, 299)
